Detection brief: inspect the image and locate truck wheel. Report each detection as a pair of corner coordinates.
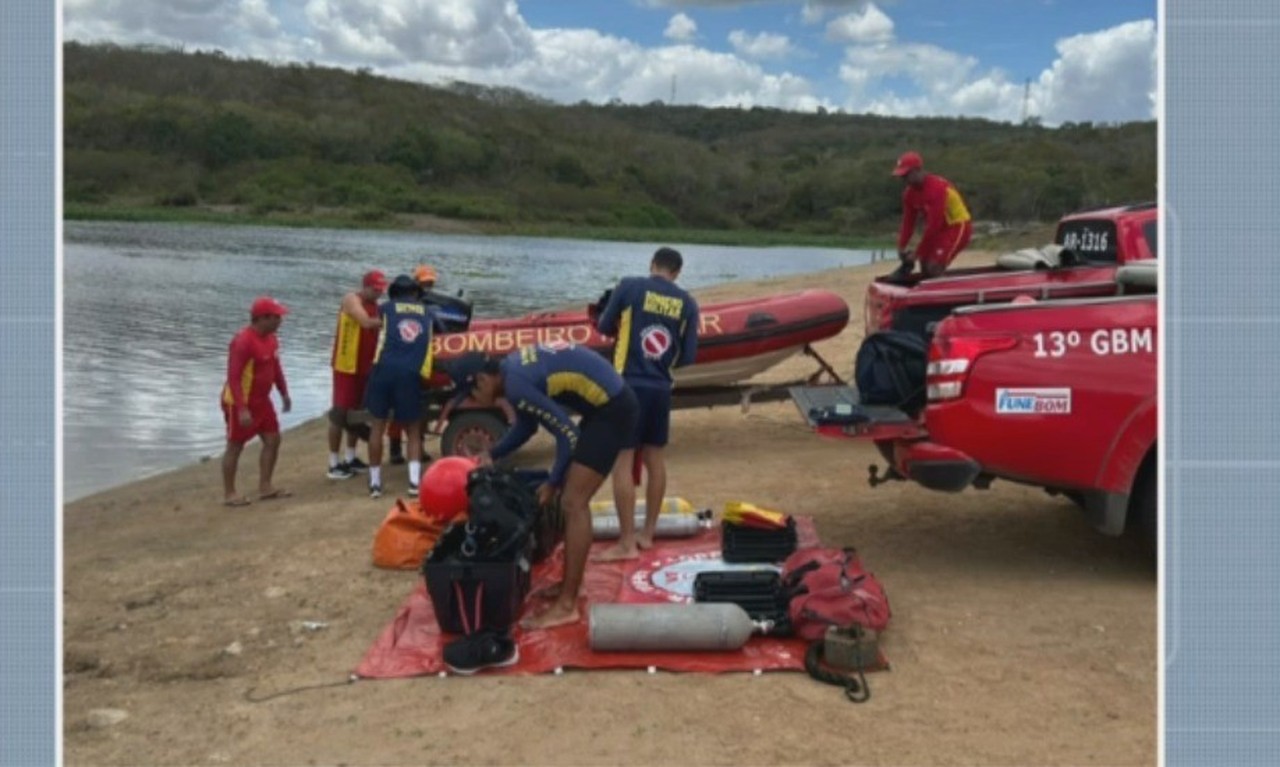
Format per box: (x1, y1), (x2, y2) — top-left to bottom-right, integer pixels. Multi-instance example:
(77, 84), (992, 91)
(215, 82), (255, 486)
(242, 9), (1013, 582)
(440, 410), (508, 458)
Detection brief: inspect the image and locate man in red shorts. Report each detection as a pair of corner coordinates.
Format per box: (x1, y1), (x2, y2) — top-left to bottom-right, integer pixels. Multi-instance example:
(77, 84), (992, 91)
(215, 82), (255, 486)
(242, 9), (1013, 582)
(327, 269), (387, 479)
(891, 151), (973, 279)
(221, 296), (292, 507)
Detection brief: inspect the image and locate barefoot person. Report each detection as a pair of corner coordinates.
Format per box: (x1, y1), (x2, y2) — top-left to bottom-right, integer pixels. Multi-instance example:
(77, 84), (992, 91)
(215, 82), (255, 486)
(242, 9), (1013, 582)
(452, 344), (639, 630)
(593, 246), (699, 561)
(363, 275), (441, 499)
(327, 269), (386, 479)
(220, 296), (293, 506)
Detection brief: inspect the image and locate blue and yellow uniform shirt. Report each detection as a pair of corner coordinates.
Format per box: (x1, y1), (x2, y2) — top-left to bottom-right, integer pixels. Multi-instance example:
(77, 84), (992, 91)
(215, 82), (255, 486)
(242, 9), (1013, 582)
(372, 300), (442, 379)
(596, 275), (699, 388)
(487, 344), (627, 486)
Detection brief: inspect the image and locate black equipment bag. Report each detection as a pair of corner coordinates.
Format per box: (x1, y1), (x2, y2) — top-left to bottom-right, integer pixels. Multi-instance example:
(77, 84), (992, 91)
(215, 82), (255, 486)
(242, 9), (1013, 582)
(853, 330), (929, 416)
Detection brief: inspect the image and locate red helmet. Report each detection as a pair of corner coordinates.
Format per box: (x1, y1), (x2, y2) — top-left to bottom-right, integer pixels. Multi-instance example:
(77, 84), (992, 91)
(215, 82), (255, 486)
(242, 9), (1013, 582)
(419, 456), (479, 520)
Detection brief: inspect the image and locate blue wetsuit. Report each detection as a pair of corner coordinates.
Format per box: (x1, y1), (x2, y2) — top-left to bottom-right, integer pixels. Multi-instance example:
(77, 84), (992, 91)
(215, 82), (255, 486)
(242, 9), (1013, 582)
(488, 344), (638, 486)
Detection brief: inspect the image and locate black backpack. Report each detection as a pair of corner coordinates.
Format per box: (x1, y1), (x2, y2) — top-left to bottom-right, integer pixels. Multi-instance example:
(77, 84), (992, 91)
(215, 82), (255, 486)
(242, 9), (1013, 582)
(464, 467), (561, 564)
(853, 331), (929, 416)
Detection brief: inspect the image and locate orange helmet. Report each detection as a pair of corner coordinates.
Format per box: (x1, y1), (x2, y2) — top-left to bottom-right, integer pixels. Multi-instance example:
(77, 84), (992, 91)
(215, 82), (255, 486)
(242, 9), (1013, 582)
(413, 264), (438, 286)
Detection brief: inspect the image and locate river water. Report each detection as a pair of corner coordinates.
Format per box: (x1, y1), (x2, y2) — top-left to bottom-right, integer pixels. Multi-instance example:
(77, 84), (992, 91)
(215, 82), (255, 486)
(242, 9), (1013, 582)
(63, 221), (875, 501)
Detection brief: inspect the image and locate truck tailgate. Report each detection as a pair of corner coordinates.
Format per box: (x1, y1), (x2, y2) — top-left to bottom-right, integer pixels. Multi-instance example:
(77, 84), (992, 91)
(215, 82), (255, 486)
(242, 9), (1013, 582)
(788, 385), (925, 440)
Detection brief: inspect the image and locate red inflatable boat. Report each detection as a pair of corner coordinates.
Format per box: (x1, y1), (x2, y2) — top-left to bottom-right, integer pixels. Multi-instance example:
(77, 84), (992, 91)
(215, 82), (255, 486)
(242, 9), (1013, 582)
(428, 288), (849, 388)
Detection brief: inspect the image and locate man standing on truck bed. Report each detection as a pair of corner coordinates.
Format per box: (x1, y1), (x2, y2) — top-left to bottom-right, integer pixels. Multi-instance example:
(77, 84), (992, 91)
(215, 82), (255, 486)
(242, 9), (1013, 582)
(593, 246), (699, 562)
(892, 151), (973, 279)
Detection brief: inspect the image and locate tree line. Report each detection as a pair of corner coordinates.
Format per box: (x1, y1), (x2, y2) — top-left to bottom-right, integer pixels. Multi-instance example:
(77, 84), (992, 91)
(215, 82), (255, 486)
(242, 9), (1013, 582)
(63, 42), (1157, 236)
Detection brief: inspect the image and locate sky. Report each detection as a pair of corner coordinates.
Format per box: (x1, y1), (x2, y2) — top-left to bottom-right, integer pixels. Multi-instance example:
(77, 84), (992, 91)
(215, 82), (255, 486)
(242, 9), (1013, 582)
(62, 0), (1158, 125)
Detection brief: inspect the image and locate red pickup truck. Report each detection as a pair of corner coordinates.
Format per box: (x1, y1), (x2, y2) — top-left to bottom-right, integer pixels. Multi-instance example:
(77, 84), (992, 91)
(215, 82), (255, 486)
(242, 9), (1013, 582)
(865, 202), (1158, 338)
(795, 259), (1158, 547)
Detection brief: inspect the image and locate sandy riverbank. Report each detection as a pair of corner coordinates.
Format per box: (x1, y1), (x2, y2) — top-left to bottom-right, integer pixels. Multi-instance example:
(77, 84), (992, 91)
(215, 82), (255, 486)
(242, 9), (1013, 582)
(64, 251), (1155, 766)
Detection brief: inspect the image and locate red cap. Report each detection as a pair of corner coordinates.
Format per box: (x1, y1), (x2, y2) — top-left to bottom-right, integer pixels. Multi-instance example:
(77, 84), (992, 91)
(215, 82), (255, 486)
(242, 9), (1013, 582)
(250, 296), (289, 319)
(363, 270), (388, 291)
(892, 151), (923, 176)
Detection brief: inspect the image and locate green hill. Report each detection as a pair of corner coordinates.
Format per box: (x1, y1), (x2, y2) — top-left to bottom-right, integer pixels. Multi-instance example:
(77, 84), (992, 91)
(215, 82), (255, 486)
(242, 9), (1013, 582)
(63, 42), (1156, 245)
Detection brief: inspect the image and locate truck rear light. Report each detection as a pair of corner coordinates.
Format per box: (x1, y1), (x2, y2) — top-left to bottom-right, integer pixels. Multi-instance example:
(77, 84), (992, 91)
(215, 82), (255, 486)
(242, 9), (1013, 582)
(927, 381), (962, 400)
(926, 359), (969, 376)
(926, 335), (1018, 401)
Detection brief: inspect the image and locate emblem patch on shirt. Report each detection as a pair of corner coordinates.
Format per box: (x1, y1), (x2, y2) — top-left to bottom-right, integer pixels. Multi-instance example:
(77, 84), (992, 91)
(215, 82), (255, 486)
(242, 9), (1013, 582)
(397, 319), (423, 343)
(640, 325), (673, 360)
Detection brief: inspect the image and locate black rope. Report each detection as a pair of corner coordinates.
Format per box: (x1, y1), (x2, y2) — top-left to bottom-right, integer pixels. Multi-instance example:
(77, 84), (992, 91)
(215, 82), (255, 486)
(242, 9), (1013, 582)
(804, 640), (870, 704)
(243, 674), (360, 703)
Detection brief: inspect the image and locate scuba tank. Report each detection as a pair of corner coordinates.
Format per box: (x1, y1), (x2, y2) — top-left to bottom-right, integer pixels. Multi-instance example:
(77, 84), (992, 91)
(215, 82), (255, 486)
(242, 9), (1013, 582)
(588, 603), (768, 652)
(590, 497), (695, 518)
(589, 499), (713, 540)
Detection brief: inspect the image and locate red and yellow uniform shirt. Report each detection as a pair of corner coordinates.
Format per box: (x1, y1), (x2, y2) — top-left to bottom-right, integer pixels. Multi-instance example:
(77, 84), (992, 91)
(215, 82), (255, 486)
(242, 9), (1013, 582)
(331, 297), (380, 376)
(222, 326), (288, 408)
(897, 173), (972, 251)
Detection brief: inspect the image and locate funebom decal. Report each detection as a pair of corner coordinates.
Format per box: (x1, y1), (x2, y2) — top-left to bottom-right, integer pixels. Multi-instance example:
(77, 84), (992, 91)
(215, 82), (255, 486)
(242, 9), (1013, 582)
(995, 387), (1072, 415)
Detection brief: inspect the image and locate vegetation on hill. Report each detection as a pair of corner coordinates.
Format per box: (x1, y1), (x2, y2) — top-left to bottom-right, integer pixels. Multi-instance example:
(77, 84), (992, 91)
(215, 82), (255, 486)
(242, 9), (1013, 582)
(64, 43), (1156, 244)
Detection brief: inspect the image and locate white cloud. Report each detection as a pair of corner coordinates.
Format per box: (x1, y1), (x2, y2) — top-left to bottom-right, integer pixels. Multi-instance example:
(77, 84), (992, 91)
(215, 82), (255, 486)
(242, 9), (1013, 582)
(836, 19), (1155, 124)
(302, 0), (535, 67)
(728, 29), (792, 60)
(1034, 20), (1157, 124)
(63, 0), (1153, 123)
(801, 0), (885, 25)
(62, 0), (287, 54)
(826, 3), (893, 44)
(840, 41), (978, 96)
(664, 13), (698, 43)
(380, 26), (828, 111)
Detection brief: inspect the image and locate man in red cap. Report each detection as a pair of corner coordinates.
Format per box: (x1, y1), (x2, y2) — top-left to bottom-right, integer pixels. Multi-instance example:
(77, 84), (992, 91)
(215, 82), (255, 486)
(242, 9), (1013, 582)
(221, 296), (292, 507)
(326, 270), (388, 479)
(891, 151), (973, 278)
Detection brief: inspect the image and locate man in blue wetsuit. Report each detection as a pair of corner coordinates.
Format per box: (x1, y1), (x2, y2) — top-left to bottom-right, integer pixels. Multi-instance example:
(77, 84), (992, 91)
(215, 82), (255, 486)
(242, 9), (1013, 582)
(593, 246), (699, 562)
(364, 274), (441, 500)
(452, 344), (639, 630)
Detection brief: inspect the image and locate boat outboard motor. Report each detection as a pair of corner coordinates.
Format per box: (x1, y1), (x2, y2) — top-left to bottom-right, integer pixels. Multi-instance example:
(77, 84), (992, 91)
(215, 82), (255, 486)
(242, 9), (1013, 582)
(423, 288), (473, 333)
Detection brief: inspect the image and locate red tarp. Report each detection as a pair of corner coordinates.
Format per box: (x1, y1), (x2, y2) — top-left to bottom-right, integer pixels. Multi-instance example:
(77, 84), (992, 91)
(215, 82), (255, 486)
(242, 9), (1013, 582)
(355, 517), (889, 678)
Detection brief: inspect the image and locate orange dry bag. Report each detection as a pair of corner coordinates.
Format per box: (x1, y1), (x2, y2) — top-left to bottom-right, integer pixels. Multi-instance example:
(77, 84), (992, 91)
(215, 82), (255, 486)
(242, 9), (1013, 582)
(372, 499), (455, 570)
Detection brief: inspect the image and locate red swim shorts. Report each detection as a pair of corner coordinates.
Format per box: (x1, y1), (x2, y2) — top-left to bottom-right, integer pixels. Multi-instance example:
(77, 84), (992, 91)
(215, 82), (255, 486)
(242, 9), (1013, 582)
(223, 398), (279, 444)
(332, 370), (371, 410)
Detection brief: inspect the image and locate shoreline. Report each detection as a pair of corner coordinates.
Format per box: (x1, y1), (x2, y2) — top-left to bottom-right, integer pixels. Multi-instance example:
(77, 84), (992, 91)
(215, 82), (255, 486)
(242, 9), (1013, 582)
(63, 260), (879, 505)
(64, 205), (1056, 252)
(64, 247), (1153, 766)
(64, 204), (896, 250)
(62, 246), (1049, 505)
